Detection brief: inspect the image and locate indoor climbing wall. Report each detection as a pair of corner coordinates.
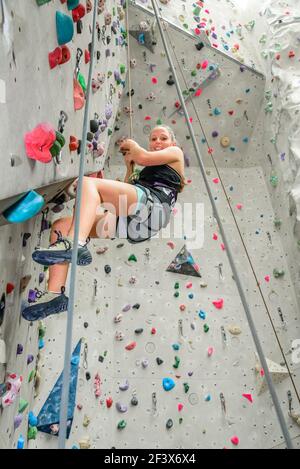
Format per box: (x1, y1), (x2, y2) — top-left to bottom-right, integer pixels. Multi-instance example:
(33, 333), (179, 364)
(0, 0), (128, 449)
(0, 0), (299, 450)
(29, 1), (300, 449)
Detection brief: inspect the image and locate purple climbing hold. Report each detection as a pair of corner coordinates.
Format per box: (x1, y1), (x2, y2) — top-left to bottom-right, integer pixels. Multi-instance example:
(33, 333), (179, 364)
(39, 273), (45, 284)
(122, 304), (131, 312)
(14, 414), (23, 430)
(212, 131), (219, 138)
(116, 402), (128, 413)
(28, 289), (37, 303)
(17, 344), (23, 355)
(27, 354), (34, 365)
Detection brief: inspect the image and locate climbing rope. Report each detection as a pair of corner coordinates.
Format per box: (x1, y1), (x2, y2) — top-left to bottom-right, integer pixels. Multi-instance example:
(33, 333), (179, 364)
(150, 0), (293, 449)
(57, 0), (98, 449)
(163, 18), (300, 406)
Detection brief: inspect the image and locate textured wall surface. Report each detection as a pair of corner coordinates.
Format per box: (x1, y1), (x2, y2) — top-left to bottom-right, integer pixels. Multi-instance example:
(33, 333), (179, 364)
(0, 0), (299, 450)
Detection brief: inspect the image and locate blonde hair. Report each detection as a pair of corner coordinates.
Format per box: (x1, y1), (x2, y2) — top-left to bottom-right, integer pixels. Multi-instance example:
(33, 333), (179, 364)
(150, 125), (186, 193)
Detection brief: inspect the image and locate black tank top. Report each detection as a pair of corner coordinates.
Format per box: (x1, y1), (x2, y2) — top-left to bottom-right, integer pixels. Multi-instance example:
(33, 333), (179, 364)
(135, 164), (182, 206)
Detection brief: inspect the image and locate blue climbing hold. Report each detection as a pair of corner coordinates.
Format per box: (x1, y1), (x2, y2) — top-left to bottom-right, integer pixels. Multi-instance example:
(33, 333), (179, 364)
(198, 310), (206, 320)
(213, 108), (221, 116)
(3, 190), (44, 224)
(188, 293), (194, 299)
(28, 411), (38, 427)
(17, 435), (24, 449)
(138, 33), (145, 44)
(56, 11), (74, 45)
(38, 338), (44, 350)
(163, 378), (175, 391)
(67, 0), (80, 9)
(204, 394), (211, 402)
(243, 137), (249, 143)
(172, 343), (180, 351)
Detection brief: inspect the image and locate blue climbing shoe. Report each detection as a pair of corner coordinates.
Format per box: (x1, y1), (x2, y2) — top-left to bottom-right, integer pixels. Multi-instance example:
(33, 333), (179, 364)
(21, 288), (68, 322)
(32, 230), (92, 266)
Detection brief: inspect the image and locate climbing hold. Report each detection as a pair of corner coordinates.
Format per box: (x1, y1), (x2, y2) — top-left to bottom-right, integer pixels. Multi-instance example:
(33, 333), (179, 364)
(166, 418), (173, 429)
(141, 359), (149, 369)
(78, 437), (91, 449)
(203, 324), (209, 333)
(104, 265), (111, 274)
(125, 342), (136, 351)
(183, 383), (189, 393)
(204, 394), (211, 402)
(221, 136), (230, 148)
(18, 398), (28, 413)
(178, 403), (184, 412)
(122, 304), (131, 312)
(27, 354), (34, 365)
(163, 378), (175, 391)
(173, 356), (180, 369)
(17, 435), (24, 449)
(117, 420), (127, 430)
(28, 411), (38, 427)
(85, 372), (91, 380)
(24, 122), (56, 163)
(116, 402), (128, 413)
(151, 327), (157, 335)
(236, 204), (243, 210)
(273, 269), (285, 278)
(231, 436), (239, 446)
(179, 305), (186, 311)
(28, 426), (38, 440)
(28, 370), (36, 382)
(213, 108), (221, 116)
(14, 414), (23, 430)
(207, 346), (214, 357)
(119, 380), (129, 391)
(172, 343), (180, 351)
(228, 326), (242, 335)
(72, 3), (86, 22)
(131, 395), (138, 406)
(134, 328), (143, 334)
(16, 344), (23, 355)
(106, 397), (113, 408)
(56, 11), (74, 45)
(212, 298), (224, 309)
(156, 357), (164, 365)
(198, 310), (206, 320)
(242, 393), (253, 403)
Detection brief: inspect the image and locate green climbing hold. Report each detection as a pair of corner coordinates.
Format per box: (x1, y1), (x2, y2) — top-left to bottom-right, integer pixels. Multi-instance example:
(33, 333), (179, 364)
(270, 170), (278, 187)
(55, 131), (65, 148)
(120, 64), (126, 74)
(50, 140), (62, 158)
(128, 254), (137, 262)
(191, 70), (197, 77)
(156, 118), (162, 125)
(78, 73), (87, 93)
(183, 383), (189, 393)
(174, 282), (180, 289)
(173, 356), (180, 369)
(18, 398), (29, 413)
(28, 370), (36, 383)
(273, 269), (285, 279)
(117, 419), (127, 430)
(274, 218), (282, 228)
(174, 291), (180, 298)
(38, 323), (46, 339)
(203, 324), (209, 333)
(27, 426), (38, 440)
(108, 128), (113, 136)
(36, 0), (51, 5)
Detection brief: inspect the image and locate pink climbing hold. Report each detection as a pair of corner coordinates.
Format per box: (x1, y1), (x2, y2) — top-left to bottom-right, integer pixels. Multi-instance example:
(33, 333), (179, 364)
(24, 123), (56, 164)
(94, 373), (101, 398)
(201, 60), (209, 70)
(186, 282), (193, 289)
(151, 77), (158, 84)
(264, 275), (270, 283)
(167, 241), (175, 249)
(207, 346), (214, 357)
(194, 28), (201, 35)
(213, 178), (219, 184)
(213, 233), (218, 240)
(221, 243), (225, 251)
(144, 115), (151, 120)
(236, 203), (243, 210)
(194, 264), (200, 272)
(180, 304), (186, 311)
(231, 436), (239, 446)
(125, 341), (136, 351)
(195, 89), (203, 97)
(212, 298), (224, 309)
(242, 393), (253, 403)
(178, 403), (184, 412)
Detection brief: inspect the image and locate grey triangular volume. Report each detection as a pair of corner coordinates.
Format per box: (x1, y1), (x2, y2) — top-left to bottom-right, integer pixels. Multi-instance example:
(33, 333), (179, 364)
(166, 245), (201, 277)
(129, 29), (156, 53)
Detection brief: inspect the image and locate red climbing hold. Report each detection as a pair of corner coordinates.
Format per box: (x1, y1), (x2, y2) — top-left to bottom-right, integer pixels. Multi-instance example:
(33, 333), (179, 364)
(85, 49), (90, 64)
(69, 135), (79, 151)
(72, 3), (86, 22)
(288, 50), (295, 58)
(48, 47), (62, 69)
(195, 89), (202, 97)
(151, 77), (158, 84)
(24, 123), (56, 163)
(151, 328), (157, 335)
(125, 341), (136, 351)
(6, 283), (15, 294)
(106, 397), (113, 408)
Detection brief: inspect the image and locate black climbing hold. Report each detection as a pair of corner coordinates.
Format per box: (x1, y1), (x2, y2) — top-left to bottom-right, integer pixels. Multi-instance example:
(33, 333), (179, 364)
(22, 232), (31, 247)
(77, 140), (81, 155)
(85, 372), (91, 380)
(97, 51), (101, 60)
(166, 418), (173, 429)
(106, 36), (111, 45)
(84, 322), (88, 328)
(90, 120), (99, 133)
(134, 328), (143, 334)
(115, 125), (120, 131)
(126, 89), (134, 97)
(0, 293), (5, 327)
(131, 396), (138, 406)
(116, 243), (124, 248)
(98, 355), (104, 363)
(104, 265), (111, 274)
(88, 42), (92, 54)
(77, 19), (83, 34)
(87, 132), (94, 142)
(166, 75), (175, 86)
(132, 303), (140, 309)
(156, 357), (163, 365)
(138, 104), (143, 109)
(195, 42), (204, 51)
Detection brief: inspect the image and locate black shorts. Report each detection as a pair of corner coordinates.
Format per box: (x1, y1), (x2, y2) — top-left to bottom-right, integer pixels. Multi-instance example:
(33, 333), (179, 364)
(115, 185), (172, 244)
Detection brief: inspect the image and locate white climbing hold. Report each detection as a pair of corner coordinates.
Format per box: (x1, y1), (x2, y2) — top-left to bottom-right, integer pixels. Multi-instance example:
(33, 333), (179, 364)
(228, 326), (242, 335)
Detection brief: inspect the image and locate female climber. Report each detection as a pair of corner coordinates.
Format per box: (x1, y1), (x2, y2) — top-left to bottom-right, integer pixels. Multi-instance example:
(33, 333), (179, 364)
(22, 126), (185, 321)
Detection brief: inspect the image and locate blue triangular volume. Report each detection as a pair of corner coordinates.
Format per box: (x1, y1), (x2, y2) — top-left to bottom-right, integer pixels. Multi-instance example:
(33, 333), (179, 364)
(166, 245), (201, 277)
(37, 339), (82, 438)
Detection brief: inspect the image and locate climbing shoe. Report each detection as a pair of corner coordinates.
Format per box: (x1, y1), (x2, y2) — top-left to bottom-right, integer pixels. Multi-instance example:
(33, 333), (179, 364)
(32, 230), (92, 266)
(22, 287), (68, 322)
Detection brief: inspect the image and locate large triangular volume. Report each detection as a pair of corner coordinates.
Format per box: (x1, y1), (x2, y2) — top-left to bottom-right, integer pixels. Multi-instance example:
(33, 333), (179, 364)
(254, 353), (289, 395)
(37, 339), (82, 438)
(166, 245), (201, 277)
(129, 29), (156, 53)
